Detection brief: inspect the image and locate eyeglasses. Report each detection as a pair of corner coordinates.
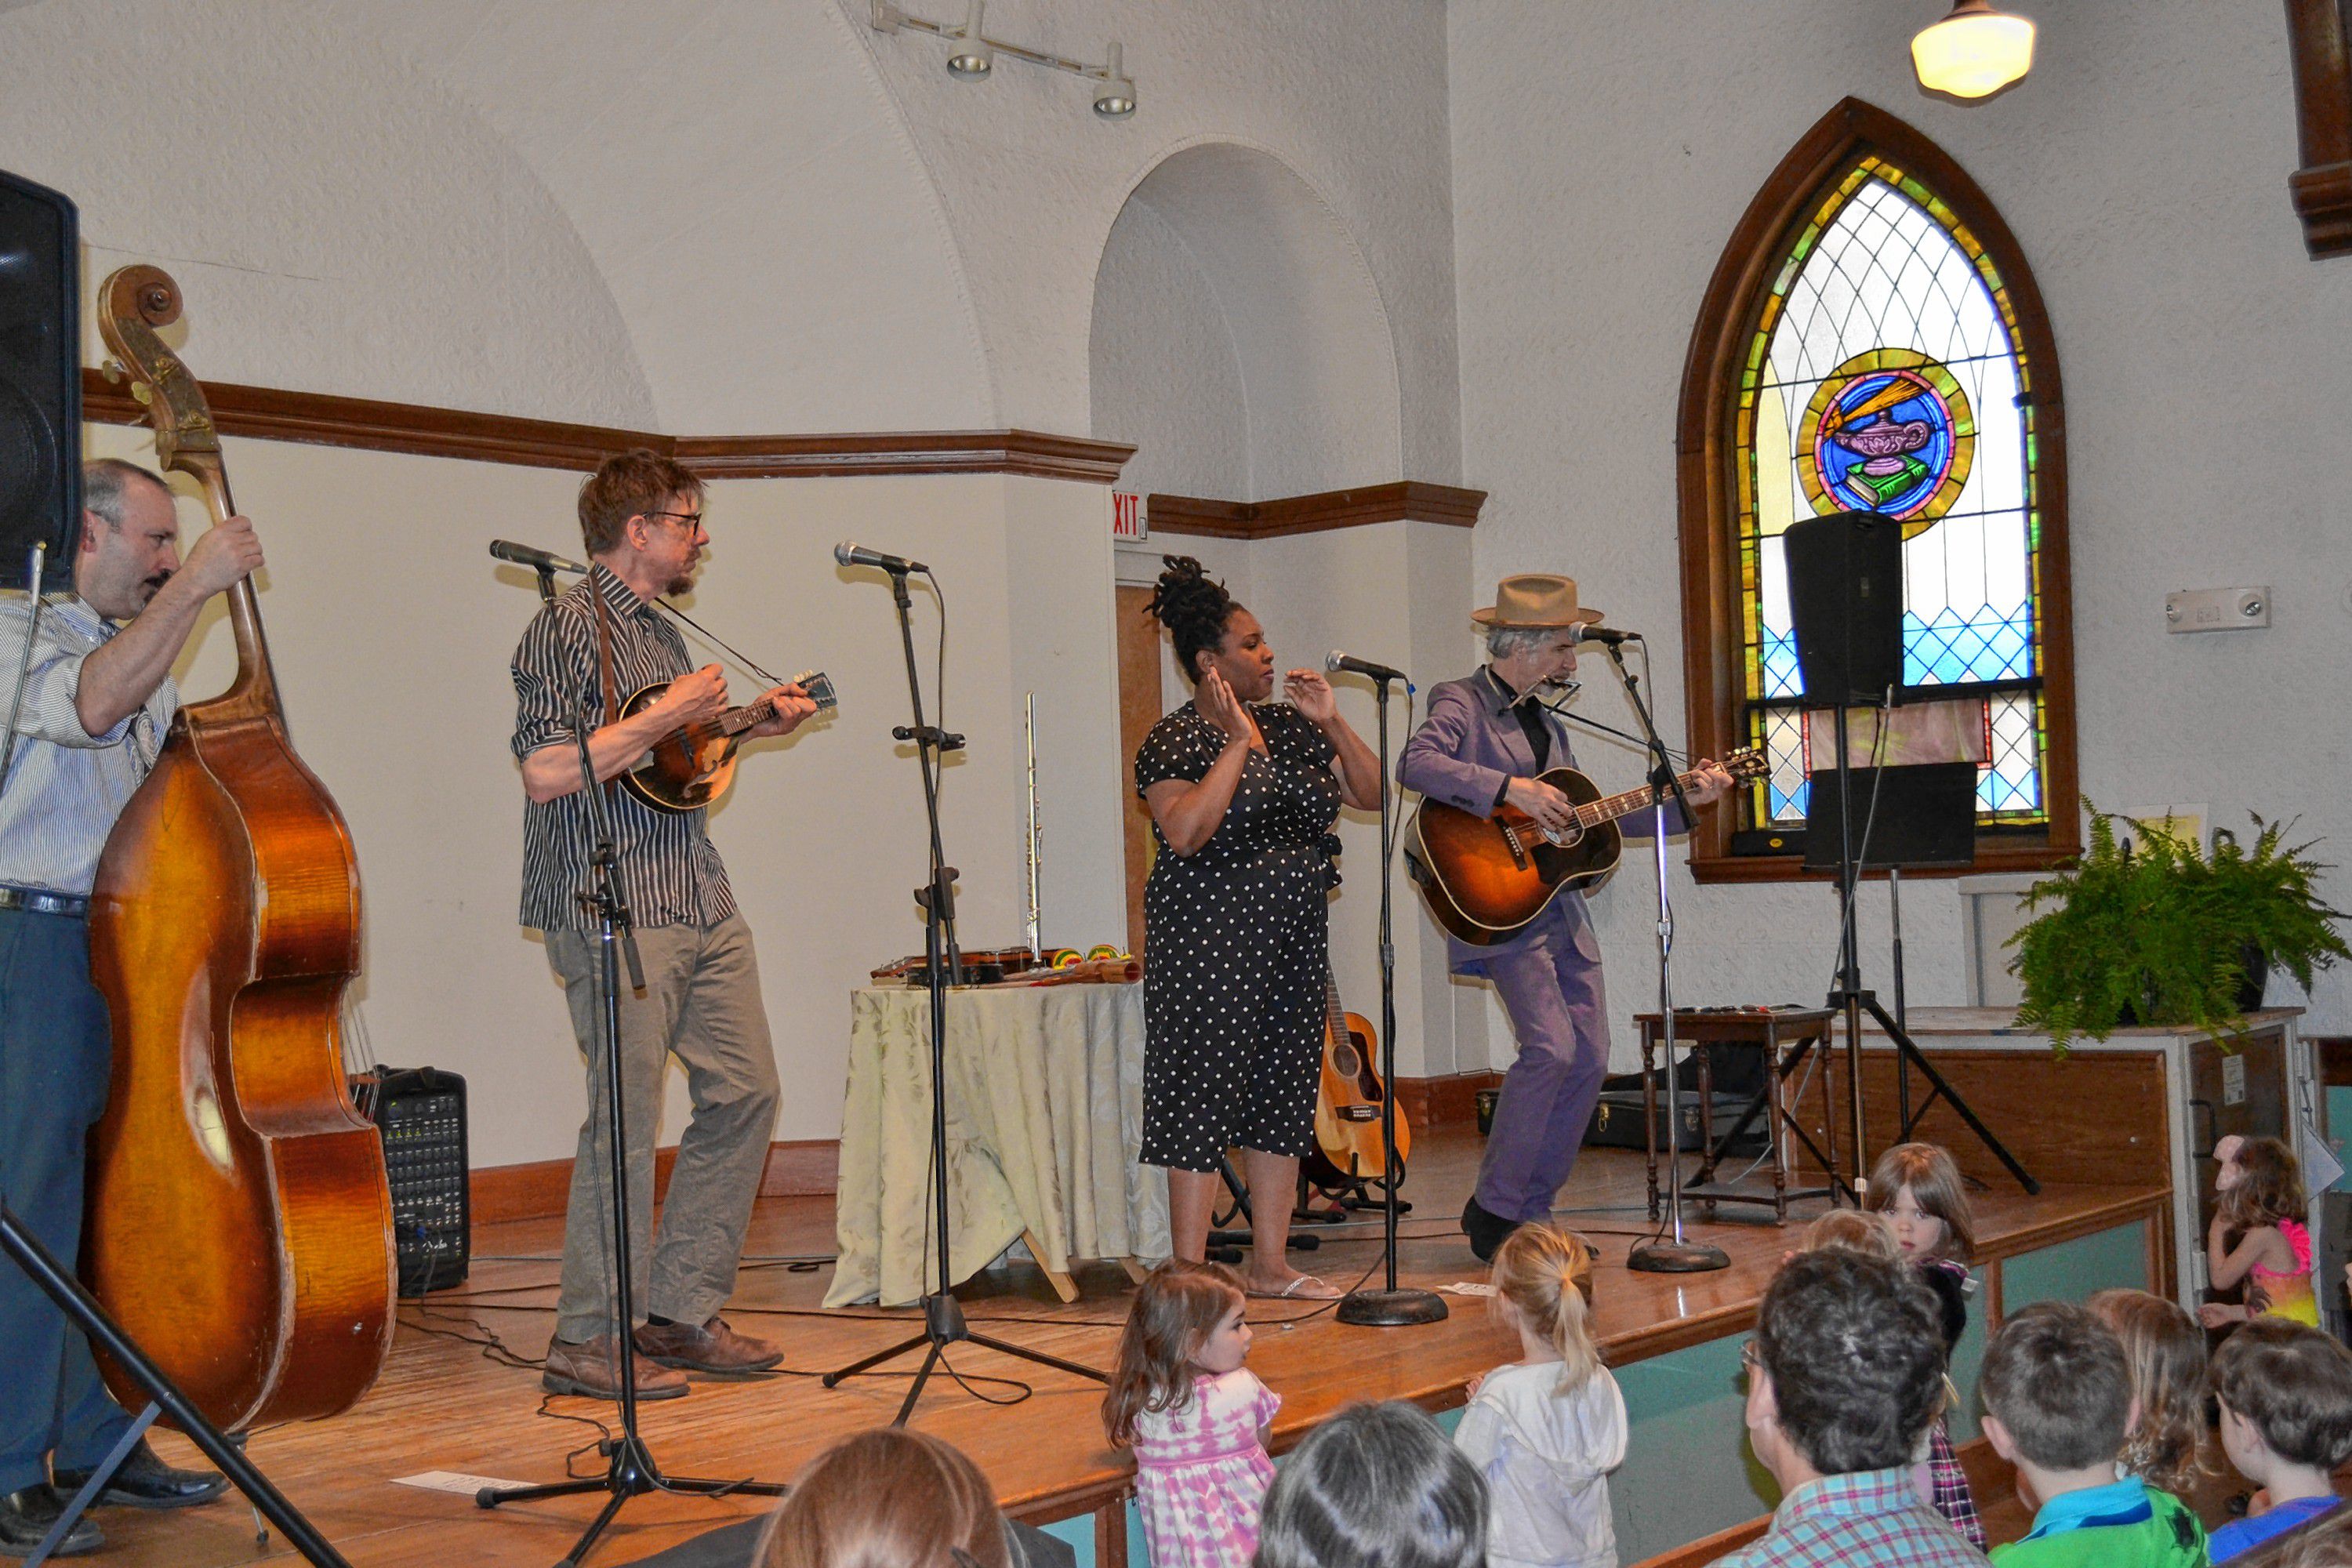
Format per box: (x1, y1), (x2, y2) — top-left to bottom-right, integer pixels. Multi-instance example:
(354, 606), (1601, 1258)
(1740, 1338), (1762, 1371)
(644, 510), (706, 535)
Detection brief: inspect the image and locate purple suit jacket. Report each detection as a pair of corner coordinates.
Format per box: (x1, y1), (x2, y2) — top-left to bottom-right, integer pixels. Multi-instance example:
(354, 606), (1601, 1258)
(1397, 668), (1595, 971)
(1398, 667), (1692, 972)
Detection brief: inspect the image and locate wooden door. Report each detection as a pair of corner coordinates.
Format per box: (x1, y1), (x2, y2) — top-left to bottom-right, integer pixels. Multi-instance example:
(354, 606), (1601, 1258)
(1115, 585), (1163, 955)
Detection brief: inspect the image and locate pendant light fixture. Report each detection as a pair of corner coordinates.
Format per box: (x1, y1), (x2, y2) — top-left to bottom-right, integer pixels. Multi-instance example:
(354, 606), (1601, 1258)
(1911, 0), (2036, 101)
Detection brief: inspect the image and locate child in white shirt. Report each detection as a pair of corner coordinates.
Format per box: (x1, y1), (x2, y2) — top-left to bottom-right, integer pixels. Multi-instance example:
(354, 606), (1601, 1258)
(1453, 1224), (1626, 1568)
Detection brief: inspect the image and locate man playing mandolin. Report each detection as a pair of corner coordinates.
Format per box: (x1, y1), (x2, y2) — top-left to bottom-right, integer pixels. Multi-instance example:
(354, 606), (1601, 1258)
(1399, 575), (1734, 1262)
(510, 448), (817, 1402)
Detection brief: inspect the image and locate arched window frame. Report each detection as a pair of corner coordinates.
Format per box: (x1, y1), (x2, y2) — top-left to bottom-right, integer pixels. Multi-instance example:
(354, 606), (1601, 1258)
(1675, 97), (2080, 884)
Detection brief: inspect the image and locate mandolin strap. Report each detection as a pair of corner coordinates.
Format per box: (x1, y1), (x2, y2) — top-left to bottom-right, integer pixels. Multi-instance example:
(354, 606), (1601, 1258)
(588, 575), (624, 804)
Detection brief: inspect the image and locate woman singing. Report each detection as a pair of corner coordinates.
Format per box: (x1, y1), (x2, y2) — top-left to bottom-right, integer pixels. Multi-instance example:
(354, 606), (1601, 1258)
(1134, 557), (1382, 1298)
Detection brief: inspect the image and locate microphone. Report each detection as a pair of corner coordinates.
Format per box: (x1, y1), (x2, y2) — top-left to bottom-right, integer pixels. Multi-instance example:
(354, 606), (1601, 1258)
(489, 539), (588, 574)
(1568, 622), (1639, 647)
(1326, 650), (1409, 683)
(834, 541), (928, 575)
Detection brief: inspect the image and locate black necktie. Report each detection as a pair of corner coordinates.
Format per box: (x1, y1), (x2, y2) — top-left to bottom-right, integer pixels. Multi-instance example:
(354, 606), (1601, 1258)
(1513, 698), (1552, 774)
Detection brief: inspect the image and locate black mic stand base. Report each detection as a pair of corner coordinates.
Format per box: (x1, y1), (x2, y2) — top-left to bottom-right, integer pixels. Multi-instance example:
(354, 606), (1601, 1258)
(1626, 1239), (1732, 1273)
(1336, 1287), (1449, 1327)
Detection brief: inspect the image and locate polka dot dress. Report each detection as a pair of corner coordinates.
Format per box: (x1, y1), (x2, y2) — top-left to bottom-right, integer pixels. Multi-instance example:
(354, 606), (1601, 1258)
(1134, 701), (1342, 1174)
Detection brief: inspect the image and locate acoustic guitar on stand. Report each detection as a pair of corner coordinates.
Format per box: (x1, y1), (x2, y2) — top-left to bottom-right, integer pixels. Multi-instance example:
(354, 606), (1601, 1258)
(1407, 747), (1767, 946)
(618, 671), (837, 813)
(1305, 960), (1409, 1189)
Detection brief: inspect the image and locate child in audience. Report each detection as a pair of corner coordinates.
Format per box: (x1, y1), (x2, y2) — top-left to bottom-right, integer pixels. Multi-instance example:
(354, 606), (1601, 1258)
(2201, 1134), (2317, 1327)
(2206, 1319), (2352, 1561)
(1255, 1402), (1486, 1568)
(1454, 1224), (1625, 1568)
(1799, 1206), (1901, 1262)
(1980, 1301), (2206, 1566)
(760, 1427), (1012, 1568)
(1105, 1260), (1279, 1568)
(1865, 1142), (1984, 1548)
(2085, 1288), (2210, 1501)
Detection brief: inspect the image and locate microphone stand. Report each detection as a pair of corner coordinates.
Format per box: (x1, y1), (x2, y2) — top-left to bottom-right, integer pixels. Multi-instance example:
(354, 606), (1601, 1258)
(1609, 644), (1727, 1275)
(821, 564), (1103, 1424)
(478, 568), (783, 1568)
(1337, 672), (1446, 1328)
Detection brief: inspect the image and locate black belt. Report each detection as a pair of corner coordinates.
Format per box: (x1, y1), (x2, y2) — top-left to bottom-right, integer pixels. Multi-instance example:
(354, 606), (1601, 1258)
(0, 883), (90, 917)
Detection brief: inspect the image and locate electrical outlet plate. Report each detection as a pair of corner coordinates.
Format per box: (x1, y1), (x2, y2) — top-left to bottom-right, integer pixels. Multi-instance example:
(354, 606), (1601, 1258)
(2165, 586), (2270, 633)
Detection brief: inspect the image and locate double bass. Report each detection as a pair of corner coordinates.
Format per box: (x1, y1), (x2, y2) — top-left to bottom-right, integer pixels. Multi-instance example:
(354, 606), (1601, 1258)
(82, 267), (394, 1429)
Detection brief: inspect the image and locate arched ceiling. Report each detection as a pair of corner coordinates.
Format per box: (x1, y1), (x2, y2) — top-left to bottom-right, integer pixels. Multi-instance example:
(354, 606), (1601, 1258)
(318, 0), (995, 433)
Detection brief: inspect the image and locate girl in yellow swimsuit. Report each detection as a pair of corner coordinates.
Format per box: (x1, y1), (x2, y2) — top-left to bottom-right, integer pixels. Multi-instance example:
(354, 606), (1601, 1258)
(2201, 1135), (2318, 1327)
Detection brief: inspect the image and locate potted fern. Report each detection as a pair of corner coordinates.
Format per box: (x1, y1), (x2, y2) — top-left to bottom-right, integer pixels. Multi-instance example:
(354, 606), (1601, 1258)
(2006, 805), (2349, 1048)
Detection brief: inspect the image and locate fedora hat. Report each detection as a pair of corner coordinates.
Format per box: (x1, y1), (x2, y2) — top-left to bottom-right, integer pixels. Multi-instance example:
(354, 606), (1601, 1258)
(1472, 573), (1604, 628)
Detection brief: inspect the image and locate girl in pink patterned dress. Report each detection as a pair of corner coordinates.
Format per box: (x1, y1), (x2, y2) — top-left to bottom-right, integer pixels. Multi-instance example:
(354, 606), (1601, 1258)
(1105, 1261), (1279, 1568)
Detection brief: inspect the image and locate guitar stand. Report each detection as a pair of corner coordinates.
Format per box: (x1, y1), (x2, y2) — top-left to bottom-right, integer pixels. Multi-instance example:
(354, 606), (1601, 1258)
(1204, 1152), (1320, 1258)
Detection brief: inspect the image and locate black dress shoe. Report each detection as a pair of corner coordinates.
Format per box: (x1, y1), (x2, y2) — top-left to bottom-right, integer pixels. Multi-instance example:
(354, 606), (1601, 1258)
(51, 1440), (227, 1511)
(1462, 1194), (1523, 1263)
(0, 1486), (102, 1558)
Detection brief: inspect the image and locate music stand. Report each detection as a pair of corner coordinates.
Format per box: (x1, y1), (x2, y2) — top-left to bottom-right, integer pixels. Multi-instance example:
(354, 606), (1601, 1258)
(1803, 753), (2036, 1194)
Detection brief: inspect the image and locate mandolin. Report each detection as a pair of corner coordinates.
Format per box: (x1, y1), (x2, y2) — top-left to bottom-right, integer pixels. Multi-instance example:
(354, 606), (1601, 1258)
(618, 670), (836, 813)
(1305, 961), (1409, 1189)
(1407, 747), (1769, 946)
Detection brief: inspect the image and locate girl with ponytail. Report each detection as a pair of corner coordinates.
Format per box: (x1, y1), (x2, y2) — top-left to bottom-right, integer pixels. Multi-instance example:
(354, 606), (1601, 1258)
(1454, 1225), (1627, 1568)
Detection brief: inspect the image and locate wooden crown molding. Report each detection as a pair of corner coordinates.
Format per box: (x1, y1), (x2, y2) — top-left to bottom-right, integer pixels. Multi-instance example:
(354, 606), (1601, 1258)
(2286, 0), (2352, 257)
(1148, 480), (1486, 539)
(78, 367), (1136, 482)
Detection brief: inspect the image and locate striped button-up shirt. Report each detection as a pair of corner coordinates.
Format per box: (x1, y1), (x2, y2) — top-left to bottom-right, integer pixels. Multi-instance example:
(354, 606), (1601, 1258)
(0, 593), (176, 897)
(510, 565), (736, 933)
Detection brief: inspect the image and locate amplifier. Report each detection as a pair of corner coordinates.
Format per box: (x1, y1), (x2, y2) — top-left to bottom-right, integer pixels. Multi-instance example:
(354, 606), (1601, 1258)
(365, 1065), (470, 1295)
(1585, 1090), (1768, 1157)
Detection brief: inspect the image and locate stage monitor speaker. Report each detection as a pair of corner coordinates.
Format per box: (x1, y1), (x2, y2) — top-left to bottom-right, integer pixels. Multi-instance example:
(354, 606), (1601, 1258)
(1783, 508), (1904, 707)
(0, 169), (82, 592)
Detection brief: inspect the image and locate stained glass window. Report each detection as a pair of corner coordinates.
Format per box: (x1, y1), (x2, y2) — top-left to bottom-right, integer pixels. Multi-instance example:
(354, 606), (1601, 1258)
(1733, 159), (2052, 834)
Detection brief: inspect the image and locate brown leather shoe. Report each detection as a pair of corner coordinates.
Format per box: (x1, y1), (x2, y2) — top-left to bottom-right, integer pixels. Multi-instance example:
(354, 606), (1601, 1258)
(541, 1333), (689, 1401)
(632, 1316), (782, 1375)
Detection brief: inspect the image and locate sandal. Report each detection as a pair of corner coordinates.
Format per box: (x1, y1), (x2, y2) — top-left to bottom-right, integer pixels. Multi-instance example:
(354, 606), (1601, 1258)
(1245, 1274), (1342, 1301)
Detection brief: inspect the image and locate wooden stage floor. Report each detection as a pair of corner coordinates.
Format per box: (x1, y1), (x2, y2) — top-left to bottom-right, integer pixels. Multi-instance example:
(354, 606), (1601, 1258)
(98, 1133), (2161, 1568)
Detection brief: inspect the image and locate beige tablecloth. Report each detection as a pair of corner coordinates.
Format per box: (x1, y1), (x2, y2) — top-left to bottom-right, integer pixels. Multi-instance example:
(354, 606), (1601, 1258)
(825, 982), (1170, 1307)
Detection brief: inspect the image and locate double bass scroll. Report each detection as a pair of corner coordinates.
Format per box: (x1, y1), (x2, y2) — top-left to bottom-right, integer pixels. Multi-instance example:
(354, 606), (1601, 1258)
(82, 265), (394, 1432)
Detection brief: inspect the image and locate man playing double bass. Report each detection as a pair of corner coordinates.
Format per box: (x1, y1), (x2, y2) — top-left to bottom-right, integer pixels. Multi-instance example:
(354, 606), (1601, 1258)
(510, 448), (816, 1402)
(0, 459), (242, 1553)
(1399, 574), (1735, 1262)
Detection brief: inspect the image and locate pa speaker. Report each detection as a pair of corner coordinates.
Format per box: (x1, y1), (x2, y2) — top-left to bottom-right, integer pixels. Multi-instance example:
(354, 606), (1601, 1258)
(1782, 508), (1904, 706)
(0, 169), (82, 593)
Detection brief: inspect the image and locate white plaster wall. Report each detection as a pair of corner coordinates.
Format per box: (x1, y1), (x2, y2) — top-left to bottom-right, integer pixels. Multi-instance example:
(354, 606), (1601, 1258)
(81, 426), (1127, 1167)
(1091, 143), (1404, 503)
(339, 0), (995, 434)
(1450, 2), (2352, 1055)
(1090, 200), (1251, 502)
(0, 0), (653, 427)
(853, 0), (1461, 480)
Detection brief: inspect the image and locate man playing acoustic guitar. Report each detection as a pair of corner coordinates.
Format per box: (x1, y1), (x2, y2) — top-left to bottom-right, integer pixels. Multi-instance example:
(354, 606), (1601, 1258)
(1399, 575), (1733, 1261)
(510, 448), (817, 1400)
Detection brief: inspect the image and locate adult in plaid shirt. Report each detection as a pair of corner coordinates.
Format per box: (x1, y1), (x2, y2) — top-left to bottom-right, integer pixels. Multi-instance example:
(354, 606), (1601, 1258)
(1713, 1251), (1991, 1567)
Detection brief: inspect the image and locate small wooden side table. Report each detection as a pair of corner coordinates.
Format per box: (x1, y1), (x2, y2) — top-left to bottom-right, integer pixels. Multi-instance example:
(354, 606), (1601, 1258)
(1636, 1007), (1843, 1225)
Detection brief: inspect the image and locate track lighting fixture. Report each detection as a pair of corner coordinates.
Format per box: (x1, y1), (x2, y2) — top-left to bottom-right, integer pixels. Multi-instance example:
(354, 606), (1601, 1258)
(870, 0), (1135, 118)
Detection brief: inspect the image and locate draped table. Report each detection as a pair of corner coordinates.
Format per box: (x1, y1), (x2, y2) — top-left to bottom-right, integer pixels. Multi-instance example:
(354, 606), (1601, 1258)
(825, 982), (1171, 1308)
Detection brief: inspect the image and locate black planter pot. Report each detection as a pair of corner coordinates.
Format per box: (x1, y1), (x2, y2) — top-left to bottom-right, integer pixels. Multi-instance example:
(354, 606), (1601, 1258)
(2118, 942), (2269, 1027)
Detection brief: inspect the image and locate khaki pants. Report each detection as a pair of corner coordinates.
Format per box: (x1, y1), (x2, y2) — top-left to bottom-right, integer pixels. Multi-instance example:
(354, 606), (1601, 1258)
(545, 913), (780, 1342)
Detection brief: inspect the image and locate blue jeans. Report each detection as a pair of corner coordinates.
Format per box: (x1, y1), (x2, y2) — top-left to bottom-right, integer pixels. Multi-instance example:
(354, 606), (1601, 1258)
(0, 907), (136, 1494)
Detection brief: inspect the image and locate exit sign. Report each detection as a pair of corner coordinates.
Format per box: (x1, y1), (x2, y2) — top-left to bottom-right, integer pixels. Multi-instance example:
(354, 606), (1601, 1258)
(1112, 492), (1148, 542)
